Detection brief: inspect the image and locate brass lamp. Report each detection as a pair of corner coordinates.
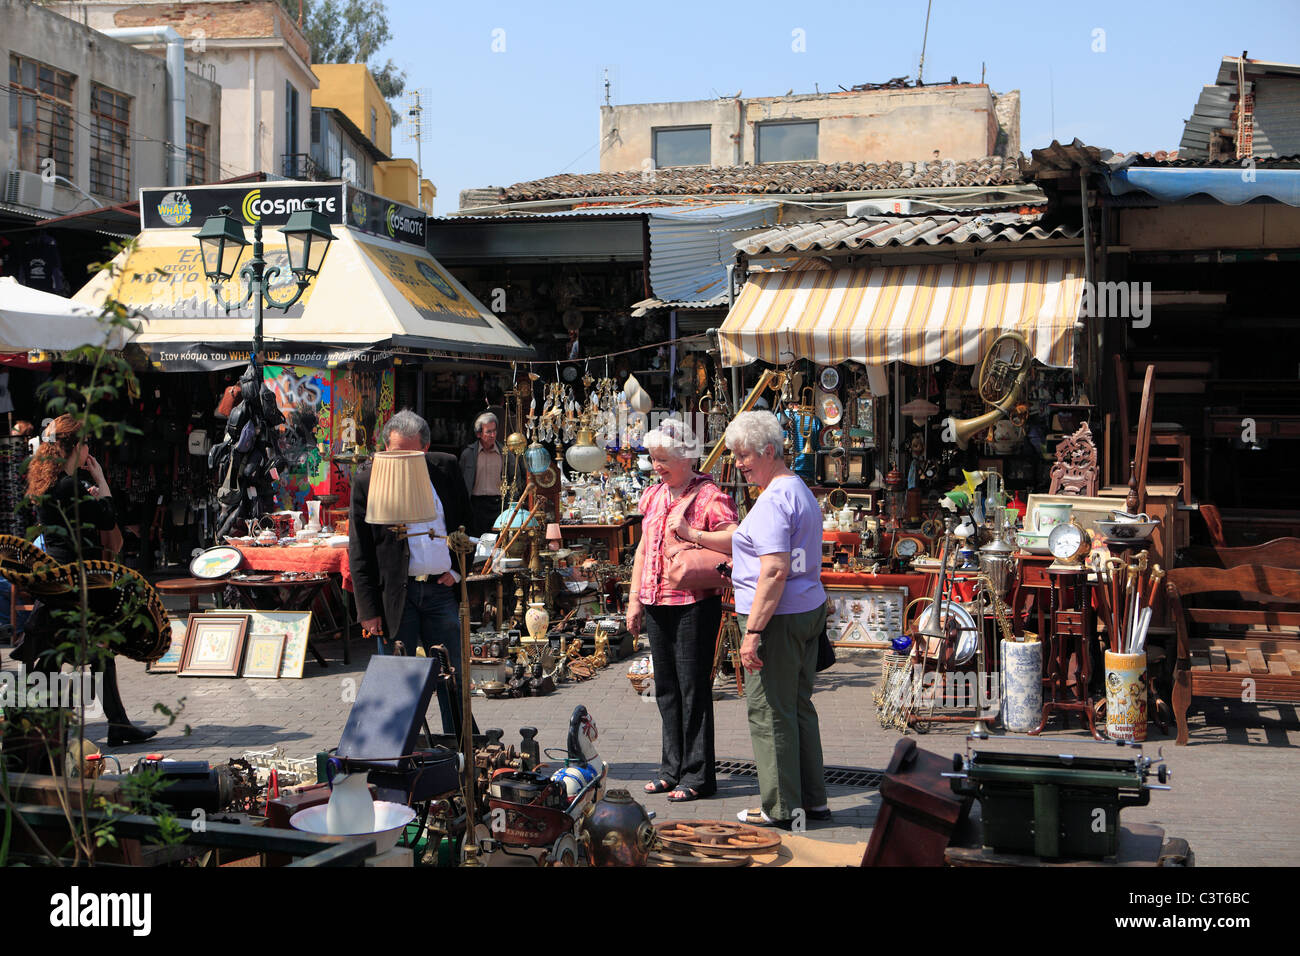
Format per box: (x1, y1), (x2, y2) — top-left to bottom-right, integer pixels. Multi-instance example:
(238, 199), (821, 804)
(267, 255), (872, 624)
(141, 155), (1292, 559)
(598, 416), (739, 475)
(366, 451), (442, 539)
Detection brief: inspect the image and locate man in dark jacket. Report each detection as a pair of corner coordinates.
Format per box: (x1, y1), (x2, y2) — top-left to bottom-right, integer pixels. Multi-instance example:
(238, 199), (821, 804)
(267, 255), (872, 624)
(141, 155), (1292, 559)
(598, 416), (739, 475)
(350, 409), (475, 737)
(459, 411), (518, 536)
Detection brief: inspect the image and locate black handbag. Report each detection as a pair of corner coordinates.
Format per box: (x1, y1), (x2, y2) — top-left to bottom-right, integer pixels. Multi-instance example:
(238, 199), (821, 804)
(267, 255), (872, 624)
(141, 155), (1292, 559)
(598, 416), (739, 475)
(816, 625), (836, 672)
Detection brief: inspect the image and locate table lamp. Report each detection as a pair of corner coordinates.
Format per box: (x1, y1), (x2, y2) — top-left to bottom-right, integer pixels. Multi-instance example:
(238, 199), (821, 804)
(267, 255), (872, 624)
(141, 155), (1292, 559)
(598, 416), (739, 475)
(365, 450), (441, 539)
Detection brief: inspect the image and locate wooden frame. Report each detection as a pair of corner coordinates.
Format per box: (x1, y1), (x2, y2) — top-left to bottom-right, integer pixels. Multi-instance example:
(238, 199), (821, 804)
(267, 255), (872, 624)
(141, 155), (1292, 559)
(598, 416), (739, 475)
(178, 614), (250, 678)
(241, 632), (286, 679)
(208, 610), (313, 678)
(147, 617), (188, 674)
(825, 584), (907, 648)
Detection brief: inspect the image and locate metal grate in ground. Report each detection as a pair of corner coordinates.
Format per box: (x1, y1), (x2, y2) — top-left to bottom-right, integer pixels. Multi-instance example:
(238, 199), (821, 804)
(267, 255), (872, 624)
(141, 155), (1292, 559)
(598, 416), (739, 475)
(715, 759), (883, 790)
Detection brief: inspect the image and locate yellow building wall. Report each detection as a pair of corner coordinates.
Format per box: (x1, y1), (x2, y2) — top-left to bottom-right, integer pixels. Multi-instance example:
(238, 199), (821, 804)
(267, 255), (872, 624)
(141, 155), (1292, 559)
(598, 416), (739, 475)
(311, 63), (392, 155)
(375, 159), (436, 213)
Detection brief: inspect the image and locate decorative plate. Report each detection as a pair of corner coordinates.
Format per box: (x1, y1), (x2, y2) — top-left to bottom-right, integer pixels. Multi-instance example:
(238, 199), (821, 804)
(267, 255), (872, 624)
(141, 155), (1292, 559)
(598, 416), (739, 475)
(819, 367), (839, 391)
(816, 393), (844, 425)
(190, 546), (244, 579)
(533, 466), (558, 489)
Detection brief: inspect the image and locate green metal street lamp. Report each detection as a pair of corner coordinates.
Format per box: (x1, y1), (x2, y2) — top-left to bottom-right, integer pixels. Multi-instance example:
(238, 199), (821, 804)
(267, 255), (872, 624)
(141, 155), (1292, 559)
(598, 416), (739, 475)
(194, 205), (336, 364)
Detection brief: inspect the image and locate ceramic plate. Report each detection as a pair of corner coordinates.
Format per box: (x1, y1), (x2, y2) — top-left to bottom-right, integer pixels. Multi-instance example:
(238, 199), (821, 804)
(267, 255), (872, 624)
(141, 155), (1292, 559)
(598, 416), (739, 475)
(190, 546), (244, 579)
(819, 366), (839, 391)
(816, 393), (844, 425)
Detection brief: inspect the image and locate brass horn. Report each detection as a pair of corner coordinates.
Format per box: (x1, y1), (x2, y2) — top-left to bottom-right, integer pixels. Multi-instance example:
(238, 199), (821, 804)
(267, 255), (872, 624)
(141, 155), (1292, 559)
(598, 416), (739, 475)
(945, 331), (1033, 450)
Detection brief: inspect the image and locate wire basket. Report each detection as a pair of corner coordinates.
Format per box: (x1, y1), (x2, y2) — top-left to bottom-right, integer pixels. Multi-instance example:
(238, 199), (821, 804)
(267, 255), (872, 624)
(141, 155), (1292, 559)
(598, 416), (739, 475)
(874, 652), (916, 733)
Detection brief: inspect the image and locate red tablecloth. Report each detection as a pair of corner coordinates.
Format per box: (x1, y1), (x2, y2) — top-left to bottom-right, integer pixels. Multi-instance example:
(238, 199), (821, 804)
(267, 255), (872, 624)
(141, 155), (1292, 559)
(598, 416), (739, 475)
(235, 545), (352, 592)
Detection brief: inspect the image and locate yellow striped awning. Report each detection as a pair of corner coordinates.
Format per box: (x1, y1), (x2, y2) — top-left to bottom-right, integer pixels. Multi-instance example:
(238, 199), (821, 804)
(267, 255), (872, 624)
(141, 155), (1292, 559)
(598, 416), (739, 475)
(718, 258), (1084, 369)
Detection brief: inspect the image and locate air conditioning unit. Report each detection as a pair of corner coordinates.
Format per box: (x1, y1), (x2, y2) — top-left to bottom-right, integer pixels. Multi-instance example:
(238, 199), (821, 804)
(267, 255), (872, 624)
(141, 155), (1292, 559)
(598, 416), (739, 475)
(847, 198), (913, 217)
(4, 169), (57, 211)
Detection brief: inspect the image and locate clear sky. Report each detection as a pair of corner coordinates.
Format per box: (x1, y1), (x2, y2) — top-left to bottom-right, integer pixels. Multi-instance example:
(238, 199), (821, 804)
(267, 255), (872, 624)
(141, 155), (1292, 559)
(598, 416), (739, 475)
(380, 0), (1300, 213)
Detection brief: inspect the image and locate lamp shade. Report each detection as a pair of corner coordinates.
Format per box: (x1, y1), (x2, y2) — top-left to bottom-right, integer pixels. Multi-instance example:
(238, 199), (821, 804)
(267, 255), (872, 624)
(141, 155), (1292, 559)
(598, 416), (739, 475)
(282, 208), (336, 279)
(193, 206), (248, 282)
(565, 426), (607, 474)
(365, 451), (438, 524)
(523, 441), (552, 475)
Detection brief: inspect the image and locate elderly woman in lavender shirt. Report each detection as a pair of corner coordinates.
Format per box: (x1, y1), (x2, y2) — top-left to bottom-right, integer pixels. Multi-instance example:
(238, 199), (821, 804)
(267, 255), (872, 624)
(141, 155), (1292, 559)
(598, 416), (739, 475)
(673, 410), (830, 829)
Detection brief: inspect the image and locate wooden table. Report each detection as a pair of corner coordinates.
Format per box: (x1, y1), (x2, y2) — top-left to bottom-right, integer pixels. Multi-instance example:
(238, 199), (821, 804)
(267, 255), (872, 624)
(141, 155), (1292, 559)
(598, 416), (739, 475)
(234, 546), (355, 664)
(558, 516), (641, 564)
(155, 576), (226, 613)
(227, 575), (335, 667)
(946, 821), (1186, 867)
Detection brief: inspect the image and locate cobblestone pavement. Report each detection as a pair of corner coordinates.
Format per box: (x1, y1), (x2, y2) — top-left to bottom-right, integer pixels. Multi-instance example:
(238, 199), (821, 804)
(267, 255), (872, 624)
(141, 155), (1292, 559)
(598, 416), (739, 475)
(6, 605), (1298, 865)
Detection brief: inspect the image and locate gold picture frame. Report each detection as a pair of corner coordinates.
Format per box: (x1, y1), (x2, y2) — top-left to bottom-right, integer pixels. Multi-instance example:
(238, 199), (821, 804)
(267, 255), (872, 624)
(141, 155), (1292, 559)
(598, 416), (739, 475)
(241, 633), (286, 679)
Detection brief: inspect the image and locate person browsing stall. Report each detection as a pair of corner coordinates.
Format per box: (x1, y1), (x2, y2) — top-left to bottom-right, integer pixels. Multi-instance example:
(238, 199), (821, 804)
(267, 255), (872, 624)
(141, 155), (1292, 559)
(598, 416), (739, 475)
(627, 418), (738, 803)
(676, 410), (830, 829)
(350, 409), (477, 738)
(19, 414), (154, 746)
(459, 411), (514, 537)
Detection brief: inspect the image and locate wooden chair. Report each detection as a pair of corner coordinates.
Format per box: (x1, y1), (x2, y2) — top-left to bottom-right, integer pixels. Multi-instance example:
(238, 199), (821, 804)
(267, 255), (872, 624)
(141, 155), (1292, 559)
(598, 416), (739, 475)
(1114, 356), (1196, 505)
(1177, 535), (1300, 571)
(1166, 564), (1300, 745)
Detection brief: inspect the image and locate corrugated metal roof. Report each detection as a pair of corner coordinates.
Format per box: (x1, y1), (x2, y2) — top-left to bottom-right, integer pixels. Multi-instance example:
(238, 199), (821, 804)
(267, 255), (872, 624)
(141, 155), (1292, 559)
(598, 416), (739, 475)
(631, 293), (730, 316)
(736, 213), (1081, 255)
(1181, 57), (1300, 160)
(646, 203), (779, 302)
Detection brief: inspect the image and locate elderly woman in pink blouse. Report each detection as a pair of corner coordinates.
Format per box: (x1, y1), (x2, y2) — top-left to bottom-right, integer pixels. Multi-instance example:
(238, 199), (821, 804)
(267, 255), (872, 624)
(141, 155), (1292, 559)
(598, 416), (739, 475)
(627, 418), (738, 802)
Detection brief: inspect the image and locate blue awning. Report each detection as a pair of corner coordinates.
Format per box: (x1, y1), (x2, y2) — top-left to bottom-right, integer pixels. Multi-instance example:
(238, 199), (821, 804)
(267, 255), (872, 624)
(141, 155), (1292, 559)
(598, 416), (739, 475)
(1106, 167), (1300, 206)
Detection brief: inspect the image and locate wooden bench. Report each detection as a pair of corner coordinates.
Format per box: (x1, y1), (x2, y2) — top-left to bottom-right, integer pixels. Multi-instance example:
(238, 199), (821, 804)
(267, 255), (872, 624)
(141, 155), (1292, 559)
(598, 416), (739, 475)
(1166, 563), (1300, 745)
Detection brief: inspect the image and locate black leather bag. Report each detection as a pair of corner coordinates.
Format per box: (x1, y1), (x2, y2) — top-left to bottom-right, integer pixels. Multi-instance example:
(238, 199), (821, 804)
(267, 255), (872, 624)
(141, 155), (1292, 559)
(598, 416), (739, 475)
(816, 625), (836, 672)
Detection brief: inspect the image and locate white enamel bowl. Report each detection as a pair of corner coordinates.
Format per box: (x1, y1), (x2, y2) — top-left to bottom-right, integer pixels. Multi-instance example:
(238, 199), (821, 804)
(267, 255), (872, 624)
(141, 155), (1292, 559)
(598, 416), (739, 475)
(289, 801), (416, 854)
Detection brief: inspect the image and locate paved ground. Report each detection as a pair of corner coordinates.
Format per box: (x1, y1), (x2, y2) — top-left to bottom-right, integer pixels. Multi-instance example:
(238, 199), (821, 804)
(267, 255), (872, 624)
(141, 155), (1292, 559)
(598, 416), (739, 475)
(5, 593), (1298, 865)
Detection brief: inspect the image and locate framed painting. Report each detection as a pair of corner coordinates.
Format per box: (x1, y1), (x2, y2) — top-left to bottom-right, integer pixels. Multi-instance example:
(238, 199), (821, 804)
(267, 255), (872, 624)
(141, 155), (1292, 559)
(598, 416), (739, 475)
(241, 611), (313, 679)
(148, 616), (189, 674)
(178, 614), (250, 677)
(825, 585), (907, 649)
(242, 632), (286, 679)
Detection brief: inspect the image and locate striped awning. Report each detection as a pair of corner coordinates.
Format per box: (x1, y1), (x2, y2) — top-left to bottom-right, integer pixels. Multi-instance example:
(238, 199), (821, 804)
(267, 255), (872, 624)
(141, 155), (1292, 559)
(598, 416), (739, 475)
(718, 258), (1084, 369)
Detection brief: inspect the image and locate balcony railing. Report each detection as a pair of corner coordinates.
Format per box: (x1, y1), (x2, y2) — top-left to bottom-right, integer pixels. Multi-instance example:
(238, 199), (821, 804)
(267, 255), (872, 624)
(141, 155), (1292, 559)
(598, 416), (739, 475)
(281, 153), (326, 181)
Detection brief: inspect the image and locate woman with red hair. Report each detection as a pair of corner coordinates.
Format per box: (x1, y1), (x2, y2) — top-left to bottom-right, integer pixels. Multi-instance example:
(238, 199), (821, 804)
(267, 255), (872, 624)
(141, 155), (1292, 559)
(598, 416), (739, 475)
(20, 414), (155, 746)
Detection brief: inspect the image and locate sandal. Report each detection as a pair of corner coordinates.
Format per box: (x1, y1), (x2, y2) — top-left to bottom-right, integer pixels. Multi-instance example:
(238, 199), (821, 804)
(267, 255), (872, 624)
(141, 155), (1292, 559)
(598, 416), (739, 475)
(667, 787), (703, 802)
(643, 780), (674, 794)
(737, 807), (792, 830)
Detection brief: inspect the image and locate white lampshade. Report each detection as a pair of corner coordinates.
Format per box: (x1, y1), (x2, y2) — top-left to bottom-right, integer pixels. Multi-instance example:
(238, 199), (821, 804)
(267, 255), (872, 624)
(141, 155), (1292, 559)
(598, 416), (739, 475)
(366, 451), (437, 524)
(565, 427), (607, 474)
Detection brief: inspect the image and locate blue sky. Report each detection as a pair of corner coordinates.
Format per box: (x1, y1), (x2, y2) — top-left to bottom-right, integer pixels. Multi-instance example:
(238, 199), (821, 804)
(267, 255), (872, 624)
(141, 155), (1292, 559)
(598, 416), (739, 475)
(381, 0), (1300, 212)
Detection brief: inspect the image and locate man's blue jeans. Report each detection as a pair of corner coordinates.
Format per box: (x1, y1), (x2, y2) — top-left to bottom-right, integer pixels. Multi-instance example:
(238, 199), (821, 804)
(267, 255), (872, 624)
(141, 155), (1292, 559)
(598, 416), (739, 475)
(376, 579), (475, 739)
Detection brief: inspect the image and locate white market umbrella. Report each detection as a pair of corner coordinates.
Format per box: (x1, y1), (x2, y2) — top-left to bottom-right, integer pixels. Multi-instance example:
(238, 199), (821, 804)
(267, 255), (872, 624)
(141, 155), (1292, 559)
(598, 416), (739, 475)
(0, 276), (133, 353)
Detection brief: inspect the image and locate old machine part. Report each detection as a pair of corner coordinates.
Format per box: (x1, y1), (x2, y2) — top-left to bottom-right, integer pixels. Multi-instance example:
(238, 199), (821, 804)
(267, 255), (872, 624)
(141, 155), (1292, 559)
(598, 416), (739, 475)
(654, 820), (782, 857)
(585, 789), (656, 866)
(481, 707), (606, 865)
(130, 757), (236, 813)
(946, 739), (1171, 860)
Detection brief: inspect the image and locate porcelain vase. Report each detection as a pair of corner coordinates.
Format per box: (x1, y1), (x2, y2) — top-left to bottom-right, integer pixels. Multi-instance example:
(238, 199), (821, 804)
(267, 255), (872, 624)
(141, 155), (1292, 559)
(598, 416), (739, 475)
(525, 602), (550, 643)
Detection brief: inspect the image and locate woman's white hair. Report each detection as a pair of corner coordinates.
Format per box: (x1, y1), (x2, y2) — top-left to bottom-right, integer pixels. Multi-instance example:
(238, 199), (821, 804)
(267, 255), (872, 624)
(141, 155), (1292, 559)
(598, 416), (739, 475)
(643, 417), (700, 461)
(725, 410), (783, 457)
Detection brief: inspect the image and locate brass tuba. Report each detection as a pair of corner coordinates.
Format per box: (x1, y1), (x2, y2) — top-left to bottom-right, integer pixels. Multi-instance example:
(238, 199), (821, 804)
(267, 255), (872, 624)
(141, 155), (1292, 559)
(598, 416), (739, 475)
(945, 331), (1034, 450)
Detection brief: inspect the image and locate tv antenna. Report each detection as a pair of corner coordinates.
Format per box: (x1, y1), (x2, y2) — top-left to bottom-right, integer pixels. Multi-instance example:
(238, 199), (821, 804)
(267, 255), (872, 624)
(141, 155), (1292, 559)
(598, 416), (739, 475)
(403, 88), (432, 211)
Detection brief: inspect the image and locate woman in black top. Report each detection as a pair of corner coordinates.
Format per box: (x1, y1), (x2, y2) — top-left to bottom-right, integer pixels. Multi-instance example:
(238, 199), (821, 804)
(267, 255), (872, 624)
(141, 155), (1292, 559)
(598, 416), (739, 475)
(23, 414), (155, 746)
